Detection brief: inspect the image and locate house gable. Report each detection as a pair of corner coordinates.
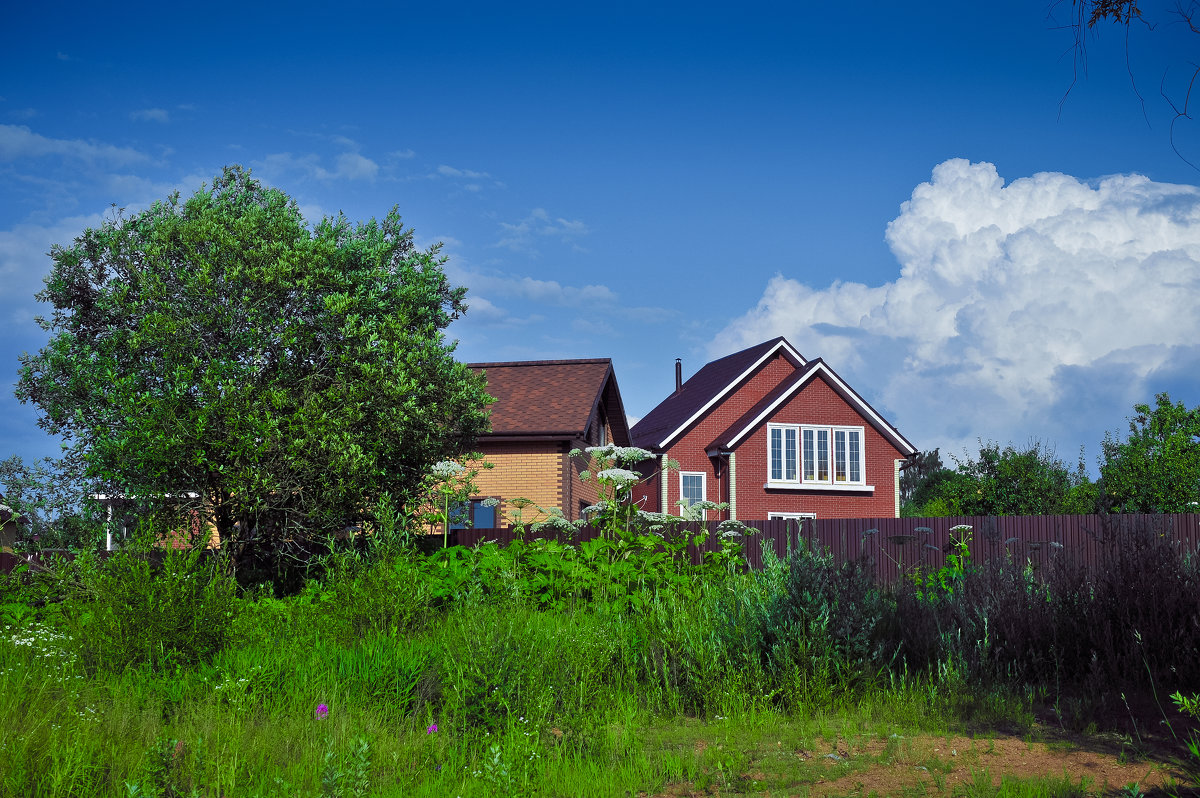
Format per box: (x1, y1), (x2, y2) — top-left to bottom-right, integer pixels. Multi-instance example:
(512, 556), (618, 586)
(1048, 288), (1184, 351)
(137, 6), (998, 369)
(466, 358), (631, 524)
(634, 338), (915, 520)
(708, 359), (916, 457)
(630, 337), (804, 450)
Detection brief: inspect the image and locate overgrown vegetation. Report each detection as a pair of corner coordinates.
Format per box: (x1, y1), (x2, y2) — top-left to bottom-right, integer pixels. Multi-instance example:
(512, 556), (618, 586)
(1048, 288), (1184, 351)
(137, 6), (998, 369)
(2, 470), (1198, 795)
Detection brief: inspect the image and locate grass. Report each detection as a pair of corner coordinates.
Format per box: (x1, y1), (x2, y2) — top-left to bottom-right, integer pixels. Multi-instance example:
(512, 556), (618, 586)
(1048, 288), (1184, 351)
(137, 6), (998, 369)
(1, 528), (1197, 797)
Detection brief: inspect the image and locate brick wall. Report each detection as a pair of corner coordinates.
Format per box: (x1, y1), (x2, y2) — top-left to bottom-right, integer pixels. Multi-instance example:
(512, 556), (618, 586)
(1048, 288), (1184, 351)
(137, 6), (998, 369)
(733, 376), (903, 519)
(664, 353), (796, 519)
(475, 442), (566, 524)
(663, 355), (904, 520)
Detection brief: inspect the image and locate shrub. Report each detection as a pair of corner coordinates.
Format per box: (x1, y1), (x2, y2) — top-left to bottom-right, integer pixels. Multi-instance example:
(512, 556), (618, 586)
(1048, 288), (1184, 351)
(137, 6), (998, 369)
(766, 541), (893, 682)
(66, 548), (239, 674)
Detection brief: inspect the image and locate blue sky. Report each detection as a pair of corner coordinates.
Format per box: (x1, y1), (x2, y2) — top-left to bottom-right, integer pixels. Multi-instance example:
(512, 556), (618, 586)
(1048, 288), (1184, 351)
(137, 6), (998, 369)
(2, 1), (1199, 475)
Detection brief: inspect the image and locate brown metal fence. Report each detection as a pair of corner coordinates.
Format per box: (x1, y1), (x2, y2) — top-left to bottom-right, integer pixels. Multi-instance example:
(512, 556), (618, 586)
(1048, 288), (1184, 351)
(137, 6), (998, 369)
(438, 514), (1200, 585)
(5, 515), (1198, 582)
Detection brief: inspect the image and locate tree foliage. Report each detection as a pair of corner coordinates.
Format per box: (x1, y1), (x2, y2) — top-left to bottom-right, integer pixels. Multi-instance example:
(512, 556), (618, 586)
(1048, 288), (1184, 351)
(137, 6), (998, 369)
(1097, 392), (1200, 512)
(16, 166), (491, 571)
(0, 455), (102, 549)
(908, 441), (1094, 516)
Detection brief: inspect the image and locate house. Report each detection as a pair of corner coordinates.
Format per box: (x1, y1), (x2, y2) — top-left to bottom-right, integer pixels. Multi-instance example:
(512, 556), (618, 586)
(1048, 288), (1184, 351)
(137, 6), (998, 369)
(463, 358), (632, 528)
(0, 497), (30, 552)
(629, 337), (917, 521)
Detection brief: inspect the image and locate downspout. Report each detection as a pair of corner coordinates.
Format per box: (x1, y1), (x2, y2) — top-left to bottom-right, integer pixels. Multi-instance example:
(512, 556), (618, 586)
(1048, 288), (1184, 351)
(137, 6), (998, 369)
(729, 451), (737, 521)
(660, 453), (668, 514)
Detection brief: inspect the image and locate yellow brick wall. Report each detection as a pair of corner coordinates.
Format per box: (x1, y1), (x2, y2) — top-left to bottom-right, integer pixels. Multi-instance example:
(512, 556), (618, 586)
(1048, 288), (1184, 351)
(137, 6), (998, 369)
(475, 443), (565, 524)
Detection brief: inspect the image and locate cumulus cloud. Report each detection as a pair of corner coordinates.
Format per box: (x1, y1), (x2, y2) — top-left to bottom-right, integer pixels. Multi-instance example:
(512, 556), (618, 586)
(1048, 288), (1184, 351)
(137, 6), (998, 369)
(495, 207), (589, 253)
(0, 124), (148, 166)
(711, 159), (1200, 458)
(130, 108), (169, 123)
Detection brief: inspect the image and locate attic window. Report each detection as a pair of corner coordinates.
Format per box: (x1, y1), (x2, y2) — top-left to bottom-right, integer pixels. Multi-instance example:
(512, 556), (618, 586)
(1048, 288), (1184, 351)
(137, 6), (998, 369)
(768, 423), (864, 487)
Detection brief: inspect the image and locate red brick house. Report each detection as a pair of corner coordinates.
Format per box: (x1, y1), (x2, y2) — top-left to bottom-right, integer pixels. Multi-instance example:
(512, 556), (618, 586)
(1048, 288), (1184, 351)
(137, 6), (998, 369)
(629, 337), (917, 521)
(465, 359), (631, 527)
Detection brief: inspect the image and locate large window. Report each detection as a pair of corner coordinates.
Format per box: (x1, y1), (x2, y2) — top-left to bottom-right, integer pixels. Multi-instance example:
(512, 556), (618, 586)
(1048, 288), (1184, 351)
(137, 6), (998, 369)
(448, 498), (499, 530)
(680, 472), (706, 517)
(768, 424), (864, 486)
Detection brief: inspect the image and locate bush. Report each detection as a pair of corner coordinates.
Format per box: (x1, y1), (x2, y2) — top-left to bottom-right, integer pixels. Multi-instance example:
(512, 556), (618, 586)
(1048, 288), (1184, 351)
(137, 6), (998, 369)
(766, 541), (893, 682)
(66, 548), (239, 674)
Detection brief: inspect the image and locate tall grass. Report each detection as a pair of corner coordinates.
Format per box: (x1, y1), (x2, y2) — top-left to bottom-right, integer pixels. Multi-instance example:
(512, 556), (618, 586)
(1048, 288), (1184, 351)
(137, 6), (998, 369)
(0, 519), (1197, 795)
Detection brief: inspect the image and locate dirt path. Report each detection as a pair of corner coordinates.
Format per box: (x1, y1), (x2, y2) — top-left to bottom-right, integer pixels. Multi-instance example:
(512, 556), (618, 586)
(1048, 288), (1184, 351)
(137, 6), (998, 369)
(645, 729), (1196, 797)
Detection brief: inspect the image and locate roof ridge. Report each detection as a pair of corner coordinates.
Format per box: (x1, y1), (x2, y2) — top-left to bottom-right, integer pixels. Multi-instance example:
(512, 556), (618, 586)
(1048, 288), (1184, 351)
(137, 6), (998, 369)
(468, 358), (612, 368)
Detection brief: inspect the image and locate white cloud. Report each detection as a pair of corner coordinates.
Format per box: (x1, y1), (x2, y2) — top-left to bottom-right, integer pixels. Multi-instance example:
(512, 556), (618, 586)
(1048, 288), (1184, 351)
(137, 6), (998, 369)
(390, 148), (415, 160)
(447, 264), (616, 307)
(0, 124), (148, 166)
(0, 213), (105, 325)
(438, 164), (489, 179)
(495, 207), (589, 253)
(130, 108), (169, 123)
(712, 159), (1200, 457)
(253, 150), (379, 182)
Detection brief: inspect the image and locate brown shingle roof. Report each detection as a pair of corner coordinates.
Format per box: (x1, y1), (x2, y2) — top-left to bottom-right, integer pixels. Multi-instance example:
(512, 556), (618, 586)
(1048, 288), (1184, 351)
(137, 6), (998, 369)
(469, 359), (629, 442)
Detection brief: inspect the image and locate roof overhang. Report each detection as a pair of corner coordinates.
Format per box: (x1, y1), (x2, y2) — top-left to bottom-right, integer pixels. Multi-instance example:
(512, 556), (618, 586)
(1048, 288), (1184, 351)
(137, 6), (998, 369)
(717, 361), (917, 456)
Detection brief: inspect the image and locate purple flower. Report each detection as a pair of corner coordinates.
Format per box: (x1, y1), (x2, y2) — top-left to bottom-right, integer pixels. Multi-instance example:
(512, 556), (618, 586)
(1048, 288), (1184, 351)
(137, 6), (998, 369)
(315, 703), (329, 720)
(427, 723), (438, 734)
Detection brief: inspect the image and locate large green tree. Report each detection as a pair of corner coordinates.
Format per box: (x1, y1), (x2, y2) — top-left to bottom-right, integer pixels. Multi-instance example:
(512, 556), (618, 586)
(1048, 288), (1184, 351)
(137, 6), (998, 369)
(16, 166), (491, 566)
(1097, 392), (1200, 512)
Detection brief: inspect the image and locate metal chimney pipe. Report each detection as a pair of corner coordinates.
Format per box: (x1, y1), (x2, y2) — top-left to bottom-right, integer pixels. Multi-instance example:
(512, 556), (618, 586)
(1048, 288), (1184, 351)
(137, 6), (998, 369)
(675, 358), (682, 392)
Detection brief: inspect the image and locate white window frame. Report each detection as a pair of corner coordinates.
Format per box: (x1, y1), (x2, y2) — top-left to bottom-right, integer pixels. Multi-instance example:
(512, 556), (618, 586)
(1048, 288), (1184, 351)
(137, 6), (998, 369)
(679, 472), (706, 517)
(768, 511), (816, 521)
(766, 423), (869, 490)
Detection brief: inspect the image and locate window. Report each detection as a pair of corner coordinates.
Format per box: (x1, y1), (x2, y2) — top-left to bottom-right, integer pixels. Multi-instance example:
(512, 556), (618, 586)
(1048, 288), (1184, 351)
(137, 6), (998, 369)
(768, 424), (864, 486)
(768, 511), (816, 522)
(680, 472), (706, 517)
(448, 498), (499, 529)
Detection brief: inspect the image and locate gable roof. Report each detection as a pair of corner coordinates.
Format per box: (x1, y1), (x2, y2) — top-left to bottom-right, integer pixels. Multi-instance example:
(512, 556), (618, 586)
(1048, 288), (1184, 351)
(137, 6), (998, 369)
(705, 358), (918, 456)
(469, 359), (630, 444)
(630, 337), (806, 450)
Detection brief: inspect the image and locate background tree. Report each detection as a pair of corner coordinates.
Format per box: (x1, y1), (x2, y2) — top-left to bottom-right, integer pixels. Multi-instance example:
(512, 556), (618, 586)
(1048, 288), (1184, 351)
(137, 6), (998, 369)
(0, 455), (102, 549)
(1097, 392), (1200, 512)
(16, 166), (491, 578)
(911, 441), (1094, 516)
(899, 449), (957, 516)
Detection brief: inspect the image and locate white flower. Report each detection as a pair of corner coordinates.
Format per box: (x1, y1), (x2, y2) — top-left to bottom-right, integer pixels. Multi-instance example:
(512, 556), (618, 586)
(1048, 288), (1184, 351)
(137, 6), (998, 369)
(431, 460), (464, 479)
(597, 468), (639, 486)
(480, 497), (500, 507)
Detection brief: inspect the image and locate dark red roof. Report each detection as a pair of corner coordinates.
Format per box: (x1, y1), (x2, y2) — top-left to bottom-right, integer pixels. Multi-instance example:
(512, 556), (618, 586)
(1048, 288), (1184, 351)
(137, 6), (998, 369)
(630, 337), (805, 449)
(470, 359), (630, 443)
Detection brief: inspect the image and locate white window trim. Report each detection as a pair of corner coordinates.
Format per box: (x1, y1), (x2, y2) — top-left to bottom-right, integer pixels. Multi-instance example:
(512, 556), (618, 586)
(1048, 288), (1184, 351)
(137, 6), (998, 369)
(768, 511), (816, 521)
(679, 471), (706, 517)
(766, 423), (868, 490)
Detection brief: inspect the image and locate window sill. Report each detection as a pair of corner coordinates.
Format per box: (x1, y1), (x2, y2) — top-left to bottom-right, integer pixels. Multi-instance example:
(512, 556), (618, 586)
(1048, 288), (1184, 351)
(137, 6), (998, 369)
(764, 481), (874, 493)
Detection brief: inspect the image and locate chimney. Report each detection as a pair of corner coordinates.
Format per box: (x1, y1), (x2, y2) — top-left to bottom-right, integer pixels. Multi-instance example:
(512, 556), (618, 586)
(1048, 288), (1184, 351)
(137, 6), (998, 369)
(674, 358), (682, 392)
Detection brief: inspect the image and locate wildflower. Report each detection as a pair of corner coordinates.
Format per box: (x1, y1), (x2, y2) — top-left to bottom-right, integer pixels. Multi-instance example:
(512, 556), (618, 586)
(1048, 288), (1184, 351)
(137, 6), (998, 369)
(597, 468), (640, 486)
(427, 723), (438, 734)
(315, 703), (329, 720)
(480, 497), (500, 508)
(431, 460), (464, 479)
